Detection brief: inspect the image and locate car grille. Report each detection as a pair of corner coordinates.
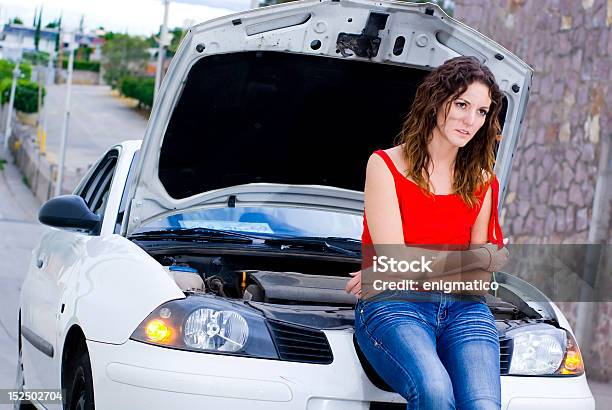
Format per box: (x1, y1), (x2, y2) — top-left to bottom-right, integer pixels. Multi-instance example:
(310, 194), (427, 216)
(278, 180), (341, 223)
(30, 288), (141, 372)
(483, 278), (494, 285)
(370, 402), (405, 410)
(355, 334), (513, 392)
(267, 320), (333, 364)
(499, 336), (512, 374)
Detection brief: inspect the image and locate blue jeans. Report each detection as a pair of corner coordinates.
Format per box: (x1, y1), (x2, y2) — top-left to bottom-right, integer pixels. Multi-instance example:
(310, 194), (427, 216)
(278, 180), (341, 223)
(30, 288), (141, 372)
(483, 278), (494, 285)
(354, 290), (501, 410)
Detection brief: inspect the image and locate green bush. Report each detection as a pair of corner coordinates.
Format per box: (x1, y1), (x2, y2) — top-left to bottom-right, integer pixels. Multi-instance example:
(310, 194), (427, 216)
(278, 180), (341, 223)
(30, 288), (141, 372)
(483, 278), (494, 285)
(0, 78), (45, 113)
(22, 50), (50, 66)
(0, 59), (32, 81)
(120, 75), (154, 109)
(61, 59), (101, 72)
(0, 78), (11, 102)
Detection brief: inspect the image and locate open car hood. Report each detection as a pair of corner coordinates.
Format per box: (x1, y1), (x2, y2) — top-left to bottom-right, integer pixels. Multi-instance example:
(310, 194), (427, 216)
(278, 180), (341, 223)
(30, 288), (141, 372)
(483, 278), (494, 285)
(125, 0), (533, 236)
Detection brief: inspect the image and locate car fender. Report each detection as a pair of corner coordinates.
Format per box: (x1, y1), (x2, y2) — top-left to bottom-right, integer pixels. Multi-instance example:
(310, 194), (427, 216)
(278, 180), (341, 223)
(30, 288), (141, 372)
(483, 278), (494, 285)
(549, 302), (574, 335)
(59, 234), (184, 345)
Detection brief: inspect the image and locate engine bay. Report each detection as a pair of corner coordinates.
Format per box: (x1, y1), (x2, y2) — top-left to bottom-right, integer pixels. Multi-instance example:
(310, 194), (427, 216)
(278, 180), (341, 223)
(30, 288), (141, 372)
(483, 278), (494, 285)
(149, 250), (531, 322)
(154, 251), (362, 306)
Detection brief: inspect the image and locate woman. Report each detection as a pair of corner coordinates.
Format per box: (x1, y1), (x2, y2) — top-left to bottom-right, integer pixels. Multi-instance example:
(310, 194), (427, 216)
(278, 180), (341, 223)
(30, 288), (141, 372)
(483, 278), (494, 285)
(346, 56), (509, 410)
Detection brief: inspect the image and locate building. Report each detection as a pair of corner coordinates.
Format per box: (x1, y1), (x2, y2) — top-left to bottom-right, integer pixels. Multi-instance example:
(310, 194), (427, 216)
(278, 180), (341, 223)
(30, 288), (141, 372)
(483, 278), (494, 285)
(0, 23), (104, 61)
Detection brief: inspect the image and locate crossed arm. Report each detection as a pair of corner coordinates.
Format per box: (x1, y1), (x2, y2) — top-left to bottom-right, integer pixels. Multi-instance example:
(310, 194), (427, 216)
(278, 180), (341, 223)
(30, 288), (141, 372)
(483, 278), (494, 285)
(346, 153), (504, 298)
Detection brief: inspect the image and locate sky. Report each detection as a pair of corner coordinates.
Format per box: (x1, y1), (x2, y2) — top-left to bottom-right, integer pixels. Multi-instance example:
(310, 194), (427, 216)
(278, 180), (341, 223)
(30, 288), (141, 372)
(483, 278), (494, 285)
(0, 0), (257, 36)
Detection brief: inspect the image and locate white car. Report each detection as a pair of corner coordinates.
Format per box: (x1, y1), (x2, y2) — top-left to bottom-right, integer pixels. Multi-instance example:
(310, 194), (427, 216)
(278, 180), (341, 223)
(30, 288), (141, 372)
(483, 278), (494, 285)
(17, 1), (595, 409)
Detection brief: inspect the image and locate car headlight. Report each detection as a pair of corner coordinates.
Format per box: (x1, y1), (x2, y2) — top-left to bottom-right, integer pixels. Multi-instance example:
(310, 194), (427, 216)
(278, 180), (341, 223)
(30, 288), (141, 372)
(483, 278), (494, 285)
(183, 308), (249, 352)
(131, 296), (278, 359)
(507, 324), (584, 376)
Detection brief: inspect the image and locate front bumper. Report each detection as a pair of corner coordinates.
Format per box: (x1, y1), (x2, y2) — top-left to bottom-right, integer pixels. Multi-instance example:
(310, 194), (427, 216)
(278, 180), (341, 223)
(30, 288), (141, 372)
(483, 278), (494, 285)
(87, 329), (595, 410)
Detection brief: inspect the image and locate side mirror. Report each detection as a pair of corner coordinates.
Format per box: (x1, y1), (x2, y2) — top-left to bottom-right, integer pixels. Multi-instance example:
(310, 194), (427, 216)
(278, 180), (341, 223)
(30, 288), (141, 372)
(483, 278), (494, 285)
(38, 195), (101, 234)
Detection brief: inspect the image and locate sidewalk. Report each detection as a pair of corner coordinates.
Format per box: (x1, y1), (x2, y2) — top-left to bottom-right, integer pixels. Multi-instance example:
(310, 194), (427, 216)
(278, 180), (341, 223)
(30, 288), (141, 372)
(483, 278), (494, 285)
(0, 156), (45, 410)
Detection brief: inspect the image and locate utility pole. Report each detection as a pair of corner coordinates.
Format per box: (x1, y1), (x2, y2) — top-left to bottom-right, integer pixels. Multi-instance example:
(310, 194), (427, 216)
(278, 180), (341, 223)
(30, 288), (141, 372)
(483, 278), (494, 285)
(55, 33), (75, 197)
(37, 64), (43, 146)
(40, 52), (54, 155)
(154, 0), (170, 103)
(56, 27), (64, 84)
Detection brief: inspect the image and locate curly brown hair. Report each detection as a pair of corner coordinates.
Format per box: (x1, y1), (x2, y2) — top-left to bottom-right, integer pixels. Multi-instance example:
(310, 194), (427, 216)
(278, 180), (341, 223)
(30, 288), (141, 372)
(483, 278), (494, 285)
(394, 56), (503, 207)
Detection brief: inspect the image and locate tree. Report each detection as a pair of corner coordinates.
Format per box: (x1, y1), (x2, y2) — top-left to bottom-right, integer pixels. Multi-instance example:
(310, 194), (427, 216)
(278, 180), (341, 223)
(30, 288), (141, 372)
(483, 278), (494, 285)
(101, 33), (149, 88)
(54, 14), (62, 52)
(34, 7), (43, 51)
(168, 27), (185, 56)
(102, 31), (116, 41)
(54, 14), (63, 84)
(259, 0), (453, 16)
(77, 15), (86, 60)
(45, 19), (60, 29)
(11, 17), (24, 25)
(146, 27), (185, 57)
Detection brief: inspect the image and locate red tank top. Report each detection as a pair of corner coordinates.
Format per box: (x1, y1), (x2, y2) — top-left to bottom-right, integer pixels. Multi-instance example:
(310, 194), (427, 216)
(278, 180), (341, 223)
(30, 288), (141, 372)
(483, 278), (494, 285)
(362, 149), (504, 249)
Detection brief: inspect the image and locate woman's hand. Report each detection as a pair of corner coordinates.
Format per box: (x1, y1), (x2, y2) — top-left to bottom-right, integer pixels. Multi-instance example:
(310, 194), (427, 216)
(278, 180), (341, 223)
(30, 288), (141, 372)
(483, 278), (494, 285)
(345, 271), (362, 299)
(479, 238), (510, 272)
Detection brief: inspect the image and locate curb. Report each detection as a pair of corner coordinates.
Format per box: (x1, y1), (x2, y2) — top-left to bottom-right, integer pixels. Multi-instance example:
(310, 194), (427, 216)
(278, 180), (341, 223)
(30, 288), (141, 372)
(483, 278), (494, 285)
(6, 119), (86, 203)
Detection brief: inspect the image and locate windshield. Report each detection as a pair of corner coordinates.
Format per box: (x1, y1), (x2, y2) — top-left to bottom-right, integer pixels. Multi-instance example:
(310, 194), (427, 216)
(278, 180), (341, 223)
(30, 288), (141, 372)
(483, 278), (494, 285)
(136, 206), (363, 240)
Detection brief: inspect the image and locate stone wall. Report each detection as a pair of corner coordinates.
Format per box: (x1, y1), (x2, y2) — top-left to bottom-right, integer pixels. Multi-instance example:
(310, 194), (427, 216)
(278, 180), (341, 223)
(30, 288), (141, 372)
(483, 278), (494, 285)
(454, 0), (612, 382)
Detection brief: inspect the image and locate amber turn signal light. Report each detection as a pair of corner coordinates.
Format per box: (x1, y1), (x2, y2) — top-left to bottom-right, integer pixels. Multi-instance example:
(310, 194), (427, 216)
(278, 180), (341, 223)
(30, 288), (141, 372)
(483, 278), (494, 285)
(559, 336), (584, 375)
(145, 319), (172, 343)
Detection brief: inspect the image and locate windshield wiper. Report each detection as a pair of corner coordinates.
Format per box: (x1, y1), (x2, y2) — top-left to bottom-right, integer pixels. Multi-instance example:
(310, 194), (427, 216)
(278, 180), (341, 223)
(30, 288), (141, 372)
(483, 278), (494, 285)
(130, 229), (361, 256)
(129, 228), (262, 244)
(264, 236), (361, 256)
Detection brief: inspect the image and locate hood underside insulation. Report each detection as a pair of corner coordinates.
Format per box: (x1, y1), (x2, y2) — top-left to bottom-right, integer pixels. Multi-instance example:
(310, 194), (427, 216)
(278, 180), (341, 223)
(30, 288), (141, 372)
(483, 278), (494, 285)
(159, 51), (429, 199)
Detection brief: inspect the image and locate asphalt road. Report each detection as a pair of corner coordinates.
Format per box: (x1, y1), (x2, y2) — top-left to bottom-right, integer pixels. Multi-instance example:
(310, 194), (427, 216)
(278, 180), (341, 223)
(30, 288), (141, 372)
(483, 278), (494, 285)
(43, 84), (148, 173)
